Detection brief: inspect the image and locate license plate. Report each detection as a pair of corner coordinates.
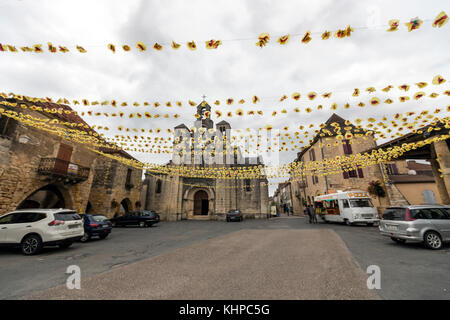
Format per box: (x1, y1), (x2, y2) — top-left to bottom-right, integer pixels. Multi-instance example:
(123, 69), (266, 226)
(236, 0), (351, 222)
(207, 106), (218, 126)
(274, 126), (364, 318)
(386, 224), (398, 231)
(68, 224), (80, 229)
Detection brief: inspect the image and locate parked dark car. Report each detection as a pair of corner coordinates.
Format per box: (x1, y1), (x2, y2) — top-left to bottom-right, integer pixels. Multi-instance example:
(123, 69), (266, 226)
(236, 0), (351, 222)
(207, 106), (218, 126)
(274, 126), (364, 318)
(226, 210), (243, 222)
(79, 214), (112, 242)
(109, 210), (160, 228)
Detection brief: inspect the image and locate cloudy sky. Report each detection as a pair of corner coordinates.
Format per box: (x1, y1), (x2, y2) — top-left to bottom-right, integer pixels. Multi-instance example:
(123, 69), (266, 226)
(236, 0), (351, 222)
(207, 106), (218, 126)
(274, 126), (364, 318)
(1, 0), (449, 194)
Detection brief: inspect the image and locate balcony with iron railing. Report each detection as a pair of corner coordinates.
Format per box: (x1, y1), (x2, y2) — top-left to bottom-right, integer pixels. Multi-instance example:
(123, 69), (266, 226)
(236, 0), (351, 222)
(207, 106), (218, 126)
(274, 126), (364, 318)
(38, 158), (90, 183)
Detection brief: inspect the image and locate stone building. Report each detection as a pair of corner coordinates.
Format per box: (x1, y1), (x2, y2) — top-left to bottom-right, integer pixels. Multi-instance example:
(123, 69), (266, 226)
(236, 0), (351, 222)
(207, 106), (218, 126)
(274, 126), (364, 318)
(0, 96), (142, 217)
(142, 101), (269, 221)
(289, 113), (390, 215)
(289, 113), (450, 215)
(367, 123), (450, 207)
(272, 181), (292, 214)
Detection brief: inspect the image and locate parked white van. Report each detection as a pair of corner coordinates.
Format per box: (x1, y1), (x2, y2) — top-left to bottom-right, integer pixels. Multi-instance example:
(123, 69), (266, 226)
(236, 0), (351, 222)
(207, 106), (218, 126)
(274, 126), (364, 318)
(314, 191), (379, 226)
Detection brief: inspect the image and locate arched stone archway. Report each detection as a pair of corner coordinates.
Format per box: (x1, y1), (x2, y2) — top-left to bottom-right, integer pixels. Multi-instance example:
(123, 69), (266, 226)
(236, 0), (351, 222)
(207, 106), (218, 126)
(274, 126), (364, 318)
(119, 198), (132, 215)
(183, 187), (215, 220)
(17, 184), (74, 210)
(86, 201), (93, 214)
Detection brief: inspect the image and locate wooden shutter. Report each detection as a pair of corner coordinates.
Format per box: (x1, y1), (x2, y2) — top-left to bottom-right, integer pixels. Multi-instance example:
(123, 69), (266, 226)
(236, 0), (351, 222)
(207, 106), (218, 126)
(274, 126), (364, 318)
(343, 170), (349, 179)
(55, 143), (72, 175)
(57, 143), (73, 161)
(343, 140), (353, 155)
(357, 167), (364, 178)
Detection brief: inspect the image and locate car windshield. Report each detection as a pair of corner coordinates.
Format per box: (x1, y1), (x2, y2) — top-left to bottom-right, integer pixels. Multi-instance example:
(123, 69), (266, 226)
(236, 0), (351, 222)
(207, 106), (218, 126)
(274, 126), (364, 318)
(92, 215), (108, 222)
(228, 210), (239, 214)
(349, 199), (374, 208)
(140, 211), (154, 216)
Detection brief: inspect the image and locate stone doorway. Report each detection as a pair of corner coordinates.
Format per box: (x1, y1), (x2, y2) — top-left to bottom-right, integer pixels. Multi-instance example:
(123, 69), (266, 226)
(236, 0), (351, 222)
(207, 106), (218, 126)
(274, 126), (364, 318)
(194, 190), (209, 215)
(119, 198), (132, 215)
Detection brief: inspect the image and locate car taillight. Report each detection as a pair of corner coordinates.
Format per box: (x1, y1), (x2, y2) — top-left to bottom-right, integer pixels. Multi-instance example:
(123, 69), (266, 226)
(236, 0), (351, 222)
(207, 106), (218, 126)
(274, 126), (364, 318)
(89, 223), (99, 227)
(48, 220), (65, 226)
(405, 208), (416, 221)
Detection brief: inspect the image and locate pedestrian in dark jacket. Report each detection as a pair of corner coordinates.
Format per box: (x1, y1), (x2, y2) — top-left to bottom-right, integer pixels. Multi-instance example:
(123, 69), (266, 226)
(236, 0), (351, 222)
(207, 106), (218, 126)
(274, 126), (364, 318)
(307, 205), (314, 223)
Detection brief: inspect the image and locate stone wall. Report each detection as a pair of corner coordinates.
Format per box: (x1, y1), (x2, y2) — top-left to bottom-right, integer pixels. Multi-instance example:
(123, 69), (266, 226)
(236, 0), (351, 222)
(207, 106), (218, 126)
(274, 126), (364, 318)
(88, 158), (142, 218)
(0, 118), (97, 214)
(0, 111), (143, 216)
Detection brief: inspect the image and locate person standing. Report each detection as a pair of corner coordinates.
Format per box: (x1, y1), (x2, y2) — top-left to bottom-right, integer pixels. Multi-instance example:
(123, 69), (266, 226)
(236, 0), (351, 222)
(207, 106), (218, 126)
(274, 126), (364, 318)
(307, 205), (315, 224)
(312, 205), (318, 224)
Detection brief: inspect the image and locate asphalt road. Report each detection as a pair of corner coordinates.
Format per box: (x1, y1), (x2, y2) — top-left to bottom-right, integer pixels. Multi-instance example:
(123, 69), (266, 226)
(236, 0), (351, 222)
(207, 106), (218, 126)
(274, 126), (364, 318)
(1, 216), (449, 299)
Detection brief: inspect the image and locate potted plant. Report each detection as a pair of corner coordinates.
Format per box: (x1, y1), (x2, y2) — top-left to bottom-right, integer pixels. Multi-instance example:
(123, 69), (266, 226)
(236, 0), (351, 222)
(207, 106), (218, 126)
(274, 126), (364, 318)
(368, 180), (386, 198)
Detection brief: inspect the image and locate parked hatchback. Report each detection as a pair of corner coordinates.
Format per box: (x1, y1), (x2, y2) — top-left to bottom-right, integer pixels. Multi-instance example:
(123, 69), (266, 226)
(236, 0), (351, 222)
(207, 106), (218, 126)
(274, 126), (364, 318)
(79, 214), (112, 242)
(0, 209), (83, 255)
(379, 205), (450, 249)
(109, 210), (160, 227)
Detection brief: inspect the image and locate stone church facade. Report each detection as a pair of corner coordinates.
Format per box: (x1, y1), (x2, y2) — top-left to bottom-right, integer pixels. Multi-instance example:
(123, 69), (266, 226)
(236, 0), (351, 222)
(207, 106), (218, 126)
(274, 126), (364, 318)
(142, 101), (269, 221)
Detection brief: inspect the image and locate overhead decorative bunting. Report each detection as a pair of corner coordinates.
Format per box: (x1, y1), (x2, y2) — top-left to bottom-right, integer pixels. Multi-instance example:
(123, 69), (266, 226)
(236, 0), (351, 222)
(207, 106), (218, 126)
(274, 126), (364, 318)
(1, 100), (448, 183)
(2, 97), (447, 154)
(405, 17), (423, 32)
(433, 11), (449, 28)
(1, 11), (446, 54)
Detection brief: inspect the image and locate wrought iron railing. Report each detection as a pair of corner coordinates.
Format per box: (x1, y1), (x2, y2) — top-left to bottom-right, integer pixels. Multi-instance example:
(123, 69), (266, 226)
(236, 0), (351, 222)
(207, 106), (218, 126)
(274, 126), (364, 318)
(38, 158), (90, 181)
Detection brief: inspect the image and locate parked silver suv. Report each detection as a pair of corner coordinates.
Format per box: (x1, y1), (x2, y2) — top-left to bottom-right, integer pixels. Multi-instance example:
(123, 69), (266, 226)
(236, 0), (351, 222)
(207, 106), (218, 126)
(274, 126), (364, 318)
(379, 205), (450, 250)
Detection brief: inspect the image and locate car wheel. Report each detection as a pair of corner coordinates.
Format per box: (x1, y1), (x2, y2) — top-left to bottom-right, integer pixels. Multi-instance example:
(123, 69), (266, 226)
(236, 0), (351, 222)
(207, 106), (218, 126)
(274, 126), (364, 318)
(21, 234), (43, 255)
(111, 221), (117, 227)
(139, 221), (146, 228)
(226, 218), (230, 222)
(99, 234), (109, 240)
(424, 231), (443, 250)
(59, 241), (73, 249)
(345, 219), (352, 226)
(80, 232), (90, 243)
(390, 237), (406, 244)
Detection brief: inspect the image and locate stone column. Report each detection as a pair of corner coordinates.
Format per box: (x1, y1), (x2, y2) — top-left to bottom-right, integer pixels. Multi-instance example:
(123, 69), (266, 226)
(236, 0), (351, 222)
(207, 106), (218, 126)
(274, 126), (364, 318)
(430, 141), (450, 205)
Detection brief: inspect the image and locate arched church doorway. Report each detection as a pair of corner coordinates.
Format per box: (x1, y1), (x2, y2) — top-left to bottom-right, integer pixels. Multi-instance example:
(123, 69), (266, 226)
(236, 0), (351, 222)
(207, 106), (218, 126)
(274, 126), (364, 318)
(194, 190), (209, 215)
(17, 185), (67, 209)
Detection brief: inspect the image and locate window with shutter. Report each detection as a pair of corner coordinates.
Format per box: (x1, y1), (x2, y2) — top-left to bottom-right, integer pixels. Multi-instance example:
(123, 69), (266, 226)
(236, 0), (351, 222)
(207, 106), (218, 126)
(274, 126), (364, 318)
(309, 148), (316, 161)
(392, 163), (399, 174)
(343, 140), (353, 155)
